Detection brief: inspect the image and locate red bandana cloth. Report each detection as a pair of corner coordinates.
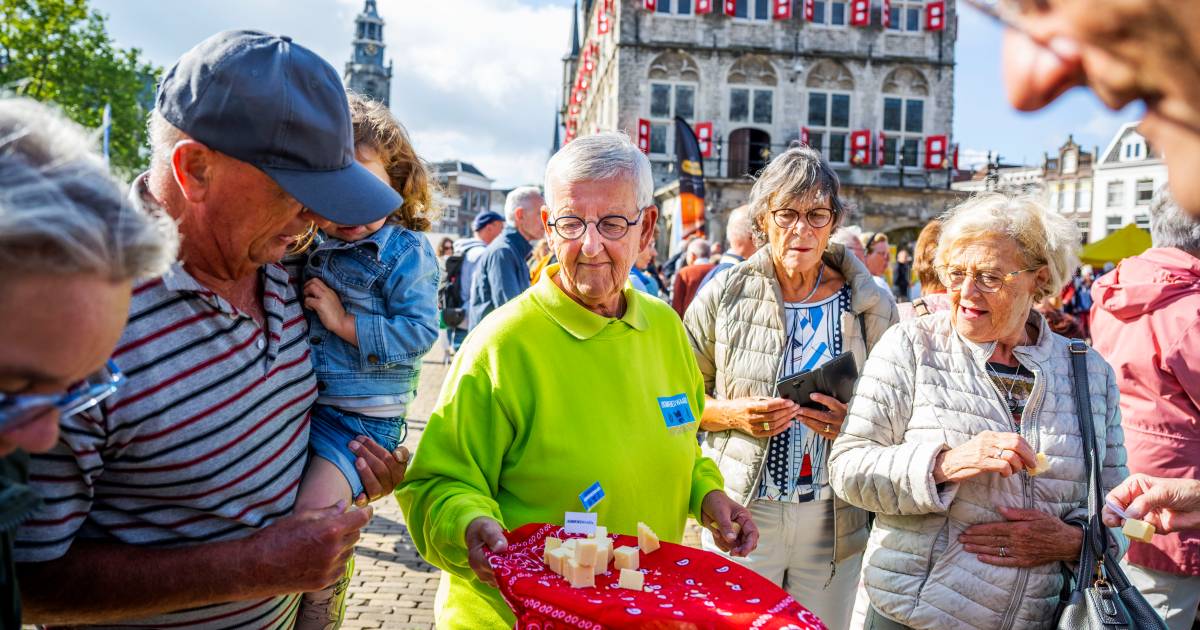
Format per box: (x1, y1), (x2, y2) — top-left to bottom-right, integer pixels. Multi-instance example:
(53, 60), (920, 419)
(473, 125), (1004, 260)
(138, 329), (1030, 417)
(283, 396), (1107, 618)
(486, 523), (827, 630)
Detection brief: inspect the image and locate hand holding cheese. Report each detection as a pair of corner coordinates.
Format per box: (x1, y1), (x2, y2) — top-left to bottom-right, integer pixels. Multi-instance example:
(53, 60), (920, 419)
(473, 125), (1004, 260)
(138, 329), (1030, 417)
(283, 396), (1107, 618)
(466, 516), (508, 587)
(699, 490), (759, 557)
(1122, 518), (1156, 543)
(1027, 452), (1049, 476)
(1103, 474), (1200, 533)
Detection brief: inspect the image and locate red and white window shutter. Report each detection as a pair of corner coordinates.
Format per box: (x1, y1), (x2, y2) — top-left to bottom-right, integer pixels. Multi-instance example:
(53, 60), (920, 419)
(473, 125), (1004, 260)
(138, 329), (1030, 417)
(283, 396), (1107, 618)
(636, 119), (652, 154)
(598, 11), (611, 34)
(849, 0), (870, 25)
(696, 0), (713, 13)
(724, 0), (738, 16)
(644, 0), (657, 10)
(802, 0), (815, 20)
(800, 126), (810, 147)
(924, 135), (948, 169)
(849, 130), (872, 166)
(881, 0), (891, 28)
(877, 131), (887, 166)
(926, 0), (945, 30)
(773, 0), (792, 19)
(696, 122), (714, 158)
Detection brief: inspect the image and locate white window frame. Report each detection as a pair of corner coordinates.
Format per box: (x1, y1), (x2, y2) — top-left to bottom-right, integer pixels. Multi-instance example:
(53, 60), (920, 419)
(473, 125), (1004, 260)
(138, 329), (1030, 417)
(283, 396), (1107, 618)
(1134, 213), (1150, 229)
(1135, 179), (1155, 206)
(806, 89), (853, 165)
(887, 0), (923, 33)
(880, 95), (924, 169)
(1075, 187), (1088, 211)
(1106, 181), (1124, 207)
(810, 0), (849, 27)
(729, 85), (774, 126)
(653, 0), (693, 16)
(648, 80), (699, 156)
(1105, 215), (1123, 235)
(731, 0), (773, 20)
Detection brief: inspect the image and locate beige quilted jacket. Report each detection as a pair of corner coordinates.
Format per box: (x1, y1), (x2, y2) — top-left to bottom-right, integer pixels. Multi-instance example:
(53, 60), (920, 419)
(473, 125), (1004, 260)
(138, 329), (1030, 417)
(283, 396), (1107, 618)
(828, 311), (1128, 630)
(683, 243), (898, 567)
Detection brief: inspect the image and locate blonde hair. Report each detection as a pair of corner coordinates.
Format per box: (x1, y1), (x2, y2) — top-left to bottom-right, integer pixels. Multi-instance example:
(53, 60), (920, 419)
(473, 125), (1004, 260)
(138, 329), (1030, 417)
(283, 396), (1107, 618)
(937, 193), (1079, 301)
(913, 219), (944, 292)
(347, 92), (441, 232)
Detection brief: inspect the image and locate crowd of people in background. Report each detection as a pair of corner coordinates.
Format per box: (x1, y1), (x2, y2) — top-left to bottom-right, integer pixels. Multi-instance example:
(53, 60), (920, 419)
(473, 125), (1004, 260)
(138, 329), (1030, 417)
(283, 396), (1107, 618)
(4, 0), (1200, 628)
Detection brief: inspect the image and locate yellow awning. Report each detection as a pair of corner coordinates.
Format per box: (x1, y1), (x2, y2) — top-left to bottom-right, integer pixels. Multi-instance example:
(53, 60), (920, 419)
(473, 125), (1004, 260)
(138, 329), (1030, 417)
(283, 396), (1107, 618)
(1079, 223), (1152, 267)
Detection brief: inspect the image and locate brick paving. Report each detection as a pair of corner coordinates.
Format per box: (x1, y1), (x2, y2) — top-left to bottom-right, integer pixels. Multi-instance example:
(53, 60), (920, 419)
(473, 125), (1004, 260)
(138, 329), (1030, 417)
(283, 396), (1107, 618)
(340, 353), (705, 628)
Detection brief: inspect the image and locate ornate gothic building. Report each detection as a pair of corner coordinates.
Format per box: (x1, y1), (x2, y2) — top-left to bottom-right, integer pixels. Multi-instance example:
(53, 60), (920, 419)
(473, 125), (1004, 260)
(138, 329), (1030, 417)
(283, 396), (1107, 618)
(345, 0), (393, 106)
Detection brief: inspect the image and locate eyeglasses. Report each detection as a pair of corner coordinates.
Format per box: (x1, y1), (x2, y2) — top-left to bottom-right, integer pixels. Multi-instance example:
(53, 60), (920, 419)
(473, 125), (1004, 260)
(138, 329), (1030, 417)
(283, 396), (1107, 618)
(770, 207), (836, 230)
(547, 210), (643, 241)
(937, 265), (1041, 293)
(0, 360), (125, 433)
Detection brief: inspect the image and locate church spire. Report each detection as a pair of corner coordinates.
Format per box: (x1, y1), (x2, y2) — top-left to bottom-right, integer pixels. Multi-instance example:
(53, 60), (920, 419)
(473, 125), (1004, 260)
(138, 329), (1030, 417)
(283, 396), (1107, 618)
(569, 0), (581, 58)
(344, 0), (392, 106)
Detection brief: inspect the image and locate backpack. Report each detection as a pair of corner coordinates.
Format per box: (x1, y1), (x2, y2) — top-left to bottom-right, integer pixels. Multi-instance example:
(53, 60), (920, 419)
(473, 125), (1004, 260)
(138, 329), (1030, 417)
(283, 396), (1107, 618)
(438, 244), (479, 328)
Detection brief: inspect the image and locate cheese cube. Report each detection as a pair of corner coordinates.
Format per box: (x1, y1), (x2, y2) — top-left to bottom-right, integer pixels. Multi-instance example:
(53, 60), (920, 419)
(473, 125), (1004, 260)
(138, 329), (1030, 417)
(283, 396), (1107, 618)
(544, 537), (562, 552)
(546, 547), (573, 575)
(613, 545), (640, 571)
(563, 538), (578, 550)
(1028, 452), (1049, 476)
(1123, 518), (1156, 543)
(592, 544), (610, 575)
(574, 538), (599, 566)
(637, 522), (661, 554)
(618, 568), (644, 591)
(592, 525), (608, 539)
(566, 559), (595, 588)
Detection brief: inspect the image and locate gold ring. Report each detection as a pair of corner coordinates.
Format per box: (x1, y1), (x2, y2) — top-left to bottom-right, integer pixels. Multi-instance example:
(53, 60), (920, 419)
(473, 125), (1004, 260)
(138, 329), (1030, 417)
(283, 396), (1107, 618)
(761, 422), (770, 431)
(824, 424), (832, 434)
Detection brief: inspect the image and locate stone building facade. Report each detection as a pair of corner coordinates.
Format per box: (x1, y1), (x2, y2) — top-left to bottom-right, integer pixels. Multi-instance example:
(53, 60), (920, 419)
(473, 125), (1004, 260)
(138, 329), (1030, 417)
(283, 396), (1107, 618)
(344, 0), (393, 106)
(431, 161), (495, 238)
(561, 0), (964, 247)
(1042, 136), (1096, 243)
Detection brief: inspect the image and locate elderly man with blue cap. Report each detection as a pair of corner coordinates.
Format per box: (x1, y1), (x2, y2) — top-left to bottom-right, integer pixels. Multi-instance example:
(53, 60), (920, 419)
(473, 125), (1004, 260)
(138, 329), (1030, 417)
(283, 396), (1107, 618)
(14, 30), (408, 629)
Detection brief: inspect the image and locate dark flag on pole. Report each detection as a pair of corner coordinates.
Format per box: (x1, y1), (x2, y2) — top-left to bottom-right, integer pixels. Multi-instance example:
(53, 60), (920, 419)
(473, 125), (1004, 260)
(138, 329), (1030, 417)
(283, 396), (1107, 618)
(673, 116), (706, 242)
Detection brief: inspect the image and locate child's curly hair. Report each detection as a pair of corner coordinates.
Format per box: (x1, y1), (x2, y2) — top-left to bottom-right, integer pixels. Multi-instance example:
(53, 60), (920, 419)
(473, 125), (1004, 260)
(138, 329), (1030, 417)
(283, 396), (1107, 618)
(347, 92), (441, 232)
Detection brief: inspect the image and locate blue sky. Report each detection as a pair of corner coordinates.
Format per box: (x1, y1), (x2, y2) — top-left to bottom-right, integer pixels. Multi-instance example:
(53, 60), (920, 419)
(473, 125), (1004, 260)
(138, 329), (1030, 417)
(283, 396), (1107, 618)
(91, 0), (1139, 184)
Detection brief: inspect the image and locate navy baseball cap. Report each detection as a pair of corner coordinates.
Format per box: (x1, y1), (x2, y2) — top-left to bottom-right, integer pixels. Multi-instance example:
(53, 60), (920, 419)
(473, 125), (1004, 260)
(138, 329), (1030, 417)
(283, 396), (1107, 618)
(156, 30), (401, 225)
(472, 211), (504, 231)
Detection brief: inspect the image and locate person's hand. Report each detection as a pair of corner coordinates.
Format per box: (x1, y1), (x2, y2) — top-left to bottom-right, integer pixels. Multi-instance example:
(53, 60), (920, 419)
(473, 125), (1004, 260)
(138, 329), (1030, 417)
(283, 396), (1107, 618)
(465, 517), (508, 587)
(350, 436), (410, 507)
(960, 507), (1083, 568)
(247, 501), (373, 592)
(700, 490), (758, 557)
(795, 393), (847, 439)
(706, 397), (800, 438)
(1103, 474), (1200, 533)
(933, 431), (1037, 484)
(303, 278), (352, 337)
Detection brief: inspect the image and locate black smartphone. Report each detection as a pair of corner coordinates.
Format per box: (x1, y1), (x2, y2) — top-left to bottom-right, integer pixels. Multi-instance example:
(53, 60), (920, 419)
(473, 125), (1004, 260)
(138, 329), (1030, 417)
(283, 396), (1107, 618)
(775, 351), (860, 410)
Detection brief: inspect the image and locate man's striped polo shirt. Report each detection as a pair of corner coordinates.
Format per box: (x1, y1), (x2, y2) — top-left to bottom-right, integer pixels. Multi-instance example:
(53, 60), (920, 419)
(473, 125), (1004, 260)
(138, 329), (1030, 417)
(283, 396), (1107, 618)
(16, 260), (317, 629)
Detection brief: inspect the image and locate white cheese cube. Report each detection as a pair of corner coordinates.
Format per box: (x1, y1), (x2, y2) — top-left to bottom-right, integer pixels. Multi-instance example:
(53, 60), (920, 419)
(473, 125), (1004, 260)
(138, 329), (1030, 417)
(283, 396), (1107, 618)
(592, 544), (610, 575)
(637, 522), (660, 554)
(618, 568), (644, 591)
(613, 545), (640, 571)
(546, 547), (573, 575)
(574, 538), (598, 566)
(544, 537), (562, 552)
(1123, 518), (1156, 543)
(592, 525), (608, 539)
(566, 559), (595, 588)
(1028, 452), (1049, 476)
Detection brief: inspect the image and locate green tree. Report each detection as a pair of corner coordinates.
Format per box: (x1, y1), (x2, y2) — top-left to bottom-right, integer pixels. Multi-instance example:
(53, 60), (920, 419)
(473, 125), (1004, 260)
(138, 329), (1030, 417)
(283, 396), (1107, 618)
(0, 0), (160, 177)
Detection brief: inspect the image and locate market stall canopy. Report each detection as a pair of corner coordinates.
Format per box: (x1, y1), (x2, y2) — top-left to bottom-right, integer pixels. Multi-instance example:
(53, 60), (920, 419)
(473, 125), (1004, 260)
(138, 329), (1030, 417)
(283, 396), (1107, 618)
(1080, 223), (1152, 267)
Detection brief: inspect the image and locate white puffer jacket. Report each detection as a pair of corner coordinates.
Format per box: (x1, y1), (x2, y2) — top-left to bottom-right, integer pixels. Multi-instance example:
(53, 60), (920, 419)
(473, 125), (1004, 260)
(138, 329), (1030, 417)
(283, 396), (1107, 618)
(684, 243), (898, 565)
(829, 311), (1128, 630)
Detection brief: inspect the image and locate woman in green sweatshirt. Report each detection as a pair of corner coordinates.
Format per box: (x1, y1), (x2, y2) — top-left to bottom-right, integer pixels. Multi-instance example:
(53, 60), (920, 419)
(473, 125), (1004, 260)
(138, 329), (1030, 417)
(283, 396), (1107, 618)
(396, 133), (759, 629)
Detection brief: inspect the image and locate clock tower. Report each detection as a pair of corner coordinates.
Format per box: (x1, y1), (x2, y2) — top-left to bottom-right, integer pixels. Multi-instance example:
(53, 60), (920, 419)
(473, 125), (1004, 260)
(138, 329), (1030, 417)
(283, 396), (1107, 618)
(344, 0), (392, 106)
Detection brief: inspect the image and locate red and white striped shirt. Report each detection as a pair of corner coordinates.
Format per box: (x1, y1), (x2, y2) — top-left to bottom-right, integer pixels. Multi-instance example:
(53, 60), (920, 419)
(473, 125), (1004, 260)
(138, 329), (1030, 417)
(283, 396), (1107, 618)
(16, 259), (316, 629)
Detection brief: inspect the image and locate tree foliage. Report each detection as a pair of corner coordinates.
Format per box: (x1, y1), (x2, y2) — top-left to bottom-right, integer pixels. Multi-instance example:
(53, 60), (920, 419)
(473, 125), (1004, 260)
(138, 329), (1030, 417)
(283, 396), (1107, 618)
(0, 0), (160, 177)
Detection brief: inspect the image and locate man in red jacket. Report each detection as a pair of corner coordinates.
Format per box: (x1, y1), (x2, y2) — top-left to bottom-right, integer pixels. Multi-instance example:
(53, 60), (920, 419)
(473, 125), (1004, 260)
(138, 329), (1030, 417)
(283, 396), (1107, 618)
(1092, 192), (1200, 629)
(672, 238), (716, 318)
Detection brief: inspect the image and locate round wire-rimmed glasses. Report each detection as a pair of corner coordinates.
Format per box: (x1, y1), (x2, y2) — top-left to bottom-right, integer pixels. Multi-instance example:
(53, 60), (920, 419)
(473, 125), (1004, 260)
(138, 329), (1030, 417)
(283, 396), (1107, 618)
(770, 207), (836, 230)
(546, 209), (644, 240)
(937, 265), (1041, 293)
(0, 360), (125, 432)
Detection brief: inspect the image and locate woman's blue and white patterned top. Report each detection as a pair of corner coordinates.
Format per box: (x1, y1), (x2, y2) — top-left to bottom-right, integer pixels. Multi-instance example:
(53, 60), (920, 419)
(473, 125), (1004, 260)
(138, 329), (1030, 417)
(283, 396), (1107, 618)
(758, 285), (852, 503)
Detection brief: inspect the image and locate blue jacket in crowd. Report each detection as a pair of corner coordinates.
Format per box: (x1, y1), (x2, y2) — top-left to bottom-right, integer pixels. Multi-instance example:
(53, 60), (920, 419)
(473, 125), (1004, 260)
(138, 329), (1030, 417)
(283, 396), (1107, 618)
(468, 226), (532, 329)
(305, 224), (440, 401)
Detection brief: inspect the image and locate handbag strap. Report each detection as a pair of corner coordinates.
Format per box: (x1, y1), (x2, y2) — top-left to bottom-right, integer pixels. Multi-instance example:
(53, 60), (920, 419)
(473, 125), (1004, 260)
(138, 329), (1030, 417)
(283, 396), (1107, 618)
(1068, 340), (1109, 562)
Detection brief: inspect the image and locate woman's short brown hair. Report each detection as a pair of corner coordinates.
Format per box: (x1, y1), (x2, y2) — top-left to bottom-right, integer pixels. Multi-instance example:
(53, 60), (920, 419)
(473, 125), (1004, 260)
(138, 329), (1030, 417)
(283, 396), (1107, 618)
(347, 93), (441, 232)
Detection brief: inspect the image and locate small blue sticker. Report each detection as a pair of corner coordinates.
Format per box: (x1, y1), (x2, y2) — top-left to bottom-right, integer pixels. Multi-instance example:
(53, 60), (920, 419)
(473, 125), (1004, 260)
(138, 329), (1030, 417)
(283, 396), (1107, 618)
(657, 393), (696, 429)
(580, 481), (605, 512)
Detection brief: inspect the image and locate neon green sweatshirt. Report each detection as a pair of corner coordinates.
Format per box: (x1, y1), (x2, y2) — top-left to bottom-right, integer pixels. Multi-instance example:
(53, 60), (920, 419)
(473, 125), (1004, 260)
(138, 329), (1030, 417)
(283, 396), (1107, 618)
(395, 265), (724, 629)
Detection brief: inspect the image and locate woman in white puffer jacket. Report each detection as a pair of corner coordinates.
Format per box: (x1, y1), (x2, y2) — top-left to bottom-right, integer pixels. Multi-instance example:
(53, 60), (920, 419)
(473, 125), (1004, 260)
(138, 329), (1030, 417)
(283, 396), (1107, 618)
(829, 194), (1128, 630)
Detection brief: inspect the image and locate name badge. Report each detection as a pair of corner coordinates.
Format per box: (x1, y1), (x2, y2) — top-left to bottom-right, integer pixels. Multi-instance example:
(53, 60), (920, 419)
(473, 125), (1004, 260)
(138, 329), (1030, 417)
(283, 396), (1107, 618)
(563, 511), (599, 536)
(657, 393), (696, 430)
(579, 481), (605, 512)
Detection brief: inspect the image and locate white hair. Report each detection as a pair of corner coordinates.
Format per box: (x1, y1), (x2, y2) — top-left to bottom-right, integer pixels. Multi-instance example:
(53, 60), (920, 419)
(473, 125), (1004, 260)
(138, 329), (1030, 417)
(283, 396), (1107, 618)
(148, 110), (188, 180)
(543, 132), (654, 212)
(687, 238), (711, 259)
(748, 146), (845, 245)
(938, 193), (1079, 302)
(0, 99), (178, 282)
(830, 225), (863, 248)
(504, 185), (545, 226)
(725, 205), (754, 244)
(1149, 188), (1200, 252)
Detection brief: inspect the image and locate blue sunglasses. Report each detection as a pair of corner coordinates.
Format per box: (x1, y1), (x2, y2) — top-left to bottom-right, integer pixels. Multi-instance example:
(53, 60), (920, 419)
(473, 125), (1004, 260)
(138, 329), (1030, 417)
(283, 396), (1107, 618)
(0, 360), (125, 432)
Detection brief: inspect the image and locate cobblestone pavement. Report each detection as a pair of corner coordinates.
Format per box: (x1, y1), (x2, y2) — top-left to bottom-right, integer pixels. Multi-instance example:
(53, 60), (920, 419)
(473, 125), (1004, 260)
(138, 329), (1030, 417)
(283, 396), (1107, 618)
(341, 354), (705, 629)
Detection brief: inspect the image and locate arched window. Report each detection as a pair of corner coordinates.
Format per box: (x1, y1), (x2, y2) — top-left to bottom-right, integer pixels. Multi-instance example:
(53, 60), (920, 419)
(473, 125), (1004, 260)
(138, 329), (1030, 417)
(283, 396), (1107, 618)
(805, 60), (854, 164)
(880, 67), (929, 168)
(646, 51), (701, 155)
(727, 55), (777, 126)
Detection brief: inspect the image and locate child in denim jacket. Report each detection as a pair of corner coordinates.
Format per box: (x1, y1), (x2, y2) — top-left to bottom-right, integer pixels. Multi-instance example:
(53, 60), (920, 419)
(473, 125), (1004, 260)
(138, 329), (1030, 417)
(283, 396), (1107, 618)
(295, 94), (440, 627)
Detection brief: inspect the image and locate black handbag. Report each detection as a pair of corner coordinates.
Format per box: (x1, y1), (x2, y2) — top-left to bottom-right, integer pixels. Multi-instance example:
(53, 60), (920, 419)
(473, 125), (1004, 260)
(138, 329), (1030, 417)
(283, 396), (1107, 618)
(1056, 340), (1166, 630)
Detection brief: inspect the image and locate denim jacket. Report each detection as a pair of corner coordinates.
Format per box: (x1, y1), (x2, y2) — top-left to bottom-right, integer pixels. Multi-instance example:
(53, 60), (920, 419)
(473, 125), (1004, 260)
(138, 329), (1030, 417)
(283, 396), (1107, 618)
(467, 227), (532, 328)
(305, 224), (440, 400)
